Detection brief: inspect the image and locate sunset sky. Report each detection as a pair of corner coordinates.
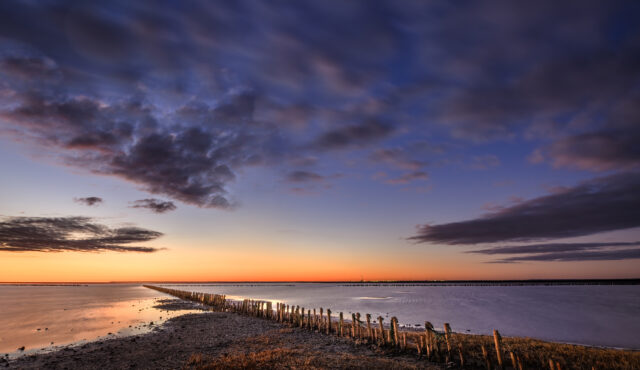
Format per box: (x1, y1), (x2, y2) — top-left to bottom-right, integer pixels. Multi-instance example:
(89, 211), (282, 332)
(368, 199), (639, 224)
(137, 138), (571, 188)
(1, 1), (639, 282)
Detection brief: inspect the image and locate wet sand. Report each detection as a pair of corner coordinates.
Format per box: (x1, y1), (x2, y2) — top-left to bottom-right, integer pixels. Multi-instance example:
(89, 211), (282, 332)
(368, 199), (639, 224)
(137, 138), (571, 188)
(5, 300), (439, 369)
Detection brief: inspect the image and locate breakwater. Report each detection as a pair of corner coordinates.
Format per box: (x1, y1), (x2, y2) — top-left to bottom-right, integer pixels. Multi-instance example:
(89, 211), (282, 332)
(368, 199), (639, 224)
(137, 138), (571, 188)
(144, 284), (638, 369)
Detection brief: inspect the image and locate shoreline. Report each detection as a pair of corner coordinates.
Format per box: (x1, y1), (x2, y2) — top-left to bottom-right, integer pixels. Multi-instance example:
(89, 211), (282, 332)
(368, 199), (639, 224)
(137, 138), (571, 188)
(6, 300), (436, 370)
(5, 291), (640, 369)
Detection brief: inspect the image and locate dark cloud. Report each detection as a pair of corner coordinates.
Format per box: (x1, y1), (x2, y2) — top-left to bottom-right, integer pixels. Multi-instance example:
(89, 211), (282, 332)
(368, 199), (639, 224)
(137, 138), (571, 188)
(491, 248), (640, 263)
(469, 241), (640, 255)
(130, 199), (177, 214)
(0, 216), (162, 253)
(311, 120), (394, 150)
(74, 197), (103, 206)
(542, 129), (640, 171)
(470, 241), (640, 262)
(0, 0), (638, 206)
(285, 170), (325, 183)
(411, 172), (640, 245)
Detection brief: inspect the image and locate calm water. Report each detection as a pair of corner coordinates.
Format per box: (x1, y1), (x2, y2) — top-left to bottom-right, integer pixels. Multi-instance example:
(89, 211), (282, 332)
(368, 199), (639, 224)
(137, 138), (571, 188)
(0, 284), (199, 358)
(162, 283), (640, 349)
(1, 283), (638, 359)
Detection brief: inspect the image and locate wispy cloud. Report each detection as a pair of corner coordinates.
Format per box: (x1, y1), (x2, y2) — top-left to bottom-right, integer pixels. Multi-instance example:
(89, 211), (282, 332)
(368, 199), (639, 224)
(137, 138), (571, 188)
(129, 199), (177, 214)
(0, 216), (162, 253)
(74, 197), (103, 206)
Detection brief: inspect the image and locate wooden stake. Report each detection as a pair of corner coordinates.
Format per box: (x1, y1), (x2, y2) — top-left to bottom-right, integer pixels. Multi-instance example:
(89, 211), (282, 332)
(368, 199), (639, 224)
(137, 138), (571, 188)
(391, 317), (399, 347)
(494, 329), (504, 370)
(366, 314), (372, 339)
(326, 309), (332, 334)
(377, 316), (385, 346)
(458, 342), (465, 367)
(339, 312), (344, 336)
(481, 344), (492, 370)
(444, 323), (453, 355)
(510, 351), (517, 370)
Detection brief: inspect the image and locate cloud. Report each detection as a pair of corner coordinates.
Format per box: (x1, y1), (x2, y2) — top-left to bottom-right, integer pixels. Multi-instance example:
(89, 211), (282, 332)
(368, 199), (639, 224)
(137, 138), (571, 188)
(491, 248), (640, 263)
(542, 129), (640, 171)
(130, 199), (177, 214)
(0, 0), (638, 206)
(311, 120), (394, 150)
(468, 241), (640, 262)
(370, 148), (425, 171)
(74, 197), (103, 206)
(385, 171), (428, 185)
(0, 216), (162, 252)
(411, 172), (640, 244)
(469, 241), (640, 255)
(285, 170), (325, 183)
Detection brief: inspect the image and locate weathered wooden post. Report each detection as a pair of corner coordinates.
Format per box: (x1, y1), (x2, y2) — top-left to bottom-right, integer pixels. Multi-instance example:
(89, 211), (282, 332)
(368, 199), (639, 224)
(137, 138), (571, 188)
(402, 332), (407, 350)
(458, 342), (465, 367)
(351, 313), (357, 337)
(391, 317), (399, 347)
(326, 309), (332, 334)
(377, 316), (385, 346)
(366, 314), (372, 340)
(494, 330), (504, 370)
(443, 323), (453, 355)
(425, 321), (434, 356)
(339, 312), (344, 336)
(481, 344), (492, 370)
(355, 313), (361, 338)
(319, 308), (324, 331)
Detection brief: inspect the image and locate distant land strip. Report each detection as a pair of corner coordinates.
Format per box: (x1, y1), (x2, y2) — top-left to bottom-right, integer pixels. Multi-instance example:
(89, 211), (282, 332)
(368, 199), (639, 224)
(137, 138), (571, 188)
(2, 279), (637, 286)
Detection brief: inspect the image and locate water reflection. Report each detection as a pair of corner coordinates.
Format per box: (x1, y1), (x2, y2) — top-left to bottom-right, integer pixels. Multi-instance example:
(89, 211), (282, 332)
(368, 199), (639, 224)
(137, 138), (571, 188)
(0, 284), (201, 358)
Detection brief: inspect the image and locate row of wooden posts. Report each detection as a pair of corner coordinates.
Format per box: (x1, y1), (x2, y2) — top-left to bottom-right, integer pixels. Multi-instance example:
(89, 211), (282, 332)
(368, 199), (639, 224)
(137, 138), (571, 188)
(144, 285), (567, 370)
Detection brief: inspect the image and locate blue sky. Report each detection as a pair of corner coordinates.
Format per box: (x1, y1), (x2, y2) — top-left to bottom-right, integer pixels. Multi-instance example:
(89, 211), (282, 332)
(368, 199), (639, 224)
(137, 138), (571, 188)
(0, 0), (639, 280)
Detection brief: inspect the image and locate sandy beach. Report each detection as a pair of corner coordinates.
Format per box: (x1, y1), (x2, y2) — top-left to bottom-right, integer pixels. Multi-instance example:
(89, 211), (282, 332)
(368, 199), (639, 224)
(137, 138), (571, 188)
(5, 299), (439, 369)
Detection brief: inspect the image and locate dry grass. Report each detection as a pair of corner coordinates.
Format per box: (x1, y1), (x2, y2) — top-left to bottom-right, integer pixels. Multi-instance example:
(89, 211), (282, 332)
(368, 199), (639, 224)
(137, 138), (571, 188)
(187, 349), (426, 369)
(183, 327), (437, 370)
(400, 331), (640, 370)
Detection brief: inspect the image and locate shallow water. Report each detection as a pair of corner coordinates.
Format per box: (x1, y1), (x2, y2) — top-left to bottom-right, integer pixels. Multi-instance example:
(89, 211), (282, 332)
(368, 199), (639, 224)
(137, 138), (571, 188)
(161, 283), (640, 349)
(0, 284), (198, 358)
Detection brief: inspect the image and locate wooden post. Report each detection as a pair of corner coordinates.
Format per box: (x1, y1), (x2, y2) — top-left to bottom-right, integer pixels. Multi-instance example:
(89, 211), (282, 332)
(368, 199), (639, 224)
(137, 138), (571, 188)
(366, 314), (372, 339)
(377, 316), (385, 346)
(517, 354), (523, 370)
(326, 309), (332, 334)
(402, 332), (407, 350)
(300, 307), (305, 328)
(307, 310), (311, 330)
(494, 330), (504, 370)
(351, 313), (356, 337)
(481, 344), (492, 370)
(510, 351), (517, 370)
(458, 342), (465, 367)
(355, 313), (361, 338)
(444, 323), (453, 355)
(339, 312), (344, 336)
(425, 321), (434, 356)
(319, 308), (324, 331)
(391, 317), (399, 347)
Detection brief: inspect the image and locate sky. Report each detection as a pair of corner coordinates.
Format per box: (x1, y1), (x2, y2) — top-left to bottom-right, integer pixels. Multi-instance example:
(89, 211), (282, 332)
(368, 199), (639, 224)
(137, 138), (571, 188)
(0, 0), (639, 282)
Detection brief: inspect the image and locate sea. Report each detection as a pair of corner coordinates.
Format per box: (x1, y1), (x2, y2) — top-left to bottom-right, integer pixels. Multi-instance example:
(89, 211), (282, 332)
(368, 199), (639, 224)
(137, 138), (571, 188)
(1, 282), (639, 358)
